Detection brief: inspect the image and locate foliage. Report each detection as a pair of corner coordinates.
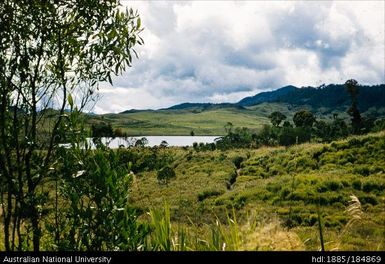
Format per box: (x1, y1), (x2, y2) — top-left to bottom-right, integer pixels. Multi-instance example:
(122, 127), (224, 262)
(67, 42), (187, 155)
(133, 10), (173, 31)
(114, 128), (128, 137)
(157, 166), (176, 185)
(0, 0), (143, 250)
(345, 79), (363, 134)
(232, 156), (245, 169)
(239, 83), (385, 113)
(268, 111), (287, 127)
(293, 110), (316, 128)
(198, 190), (224, 202)
(91, 121), (114, 138)
(135, 137), (149, 147)
(53, 142), (149, 250)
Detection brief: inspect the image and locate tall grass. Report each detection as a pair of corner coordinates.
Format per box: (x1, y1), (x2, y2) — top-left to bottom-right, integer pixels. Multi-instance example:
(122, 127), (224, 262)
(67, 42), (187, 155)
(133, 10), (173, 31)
(146, 204), (305, 251)
(147, 204), (243, 251)
(333, 195), (364, 250)
(316, 204), (325, 251)
(148, 204), (173, 250)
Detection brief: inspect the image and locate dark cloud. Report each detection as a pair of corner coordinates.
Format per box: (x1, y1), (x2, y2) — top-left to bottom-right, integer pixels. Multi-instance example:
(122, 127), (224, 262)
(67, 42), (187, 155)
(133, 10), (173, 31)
(94, 1), (384, 113)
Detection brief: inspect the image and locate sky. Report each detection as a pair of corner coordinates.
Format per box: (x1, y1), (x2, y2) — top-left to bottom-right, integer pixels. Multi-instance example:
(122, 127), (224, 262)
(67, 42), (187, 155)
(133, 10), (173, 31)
(93, 0), (385, 114)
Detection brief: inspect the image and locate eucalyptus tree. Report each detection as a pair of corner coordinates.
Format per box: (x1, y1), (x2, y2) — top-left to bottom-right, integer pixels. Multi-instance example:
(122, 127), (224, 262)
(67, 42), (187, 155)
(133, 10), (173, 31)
(0, 0), (143, 250)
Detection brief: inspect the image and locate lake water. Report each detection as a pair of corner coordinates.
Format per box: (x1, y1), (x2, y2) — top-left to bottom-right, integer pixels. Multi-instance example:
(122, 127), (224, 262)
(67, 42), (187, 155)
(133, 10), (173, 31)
(88, 136), (222, 148)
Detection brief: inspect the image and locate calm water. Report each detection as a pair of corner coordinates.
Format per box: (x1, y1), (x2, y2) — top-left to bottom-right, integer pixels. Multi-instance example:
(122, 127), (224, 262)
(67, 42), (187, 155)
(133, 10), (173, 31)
(87, 136), (222, 148)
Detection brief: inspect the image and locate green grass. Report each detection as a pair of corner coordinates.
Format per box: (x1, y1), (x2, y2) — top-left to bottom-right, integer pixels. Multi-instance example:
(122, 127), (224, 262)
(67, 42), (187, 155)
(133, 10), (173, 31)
(129, 131), (385, 250)
(88, 108), (270, 136)
(4, 130), (383, 250)
(86, 102), (366, 136)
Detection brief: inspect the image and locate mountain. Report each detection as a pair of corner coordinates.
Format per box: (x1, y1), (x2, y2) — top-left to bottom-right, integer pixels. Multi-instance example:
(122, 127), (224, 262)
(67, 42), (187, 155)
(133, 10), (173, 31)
(238, 85), (298, 106)
(166, 102), (245, 111)
(93, 83), (384, 136)
(120, 109), (152, 114)
(119, 83), (384, 116)
(237, 83), (385, 113)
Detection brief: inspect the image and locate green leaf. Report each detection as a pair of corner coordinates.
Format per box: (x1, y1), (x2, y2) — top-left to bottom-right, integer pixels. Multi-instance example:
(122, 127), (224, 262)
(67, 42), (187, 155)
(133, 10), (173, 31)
(68, 94), (74, 109)
(136, 17), (141, 30)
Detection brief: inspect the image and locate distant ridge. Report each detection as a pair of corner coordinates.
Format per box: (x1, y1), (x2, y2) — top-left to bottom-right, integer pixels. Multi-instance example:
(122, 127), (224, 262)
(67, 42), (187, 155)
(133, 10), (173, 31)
(237, 84), (385, 112)
(119, 83), (385, 114)
(165, 102), (245, 111)
(238, 85), (298, 106)
(120, 109), (152, 114)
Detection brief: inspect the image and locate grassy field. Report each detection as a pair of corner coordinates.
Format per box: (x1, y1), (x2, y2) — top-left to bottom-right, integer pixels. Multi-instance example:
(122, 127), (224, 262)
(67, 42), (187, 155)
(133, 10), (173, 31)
(86, 102), (368, 136)
(89, 107), (270, 136)
(129, 131), (385, 250)
(2, 131), (384, 250)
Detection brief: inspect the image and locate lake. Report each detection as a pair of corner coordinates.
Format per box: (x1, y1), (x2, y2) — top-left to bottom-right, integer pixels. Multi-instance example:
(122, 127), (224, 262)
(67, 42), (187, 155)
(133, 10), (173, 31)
(87, 136), (222, 148)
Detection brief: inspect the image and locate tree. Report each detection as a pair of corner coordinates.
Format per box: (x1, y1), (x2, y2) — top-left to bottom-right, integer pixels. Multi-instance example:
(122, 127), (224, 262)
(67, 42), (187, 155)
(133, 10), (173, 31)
(268, 111), (287, 127)
(135, 137), (148, 147)
(114, 127), (127, 137)
(91, 122), (114, 138)
(157, 166), (176, 185)
(293, 110), (316, 128)
(345, 79), (362, 134)
(283, 121), (293, 128)
(160, 140), (169, 148)
(0, 0), (143, 250)
(224, 122), (233, 134)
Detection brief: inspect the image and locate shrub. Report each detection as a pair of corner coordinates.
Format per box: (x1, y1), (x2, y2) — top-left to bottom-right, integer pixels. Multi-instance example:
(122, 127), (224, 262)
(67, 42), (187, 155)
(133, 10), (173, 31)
(353, 165), (370, 176)
(352, 180), (362, 190)
(157, 166), (176, 184)
(358, 195), (378, 205)
(57, 147), (149, 250)
(233, 196), (247, 209)
(325, 180), (343, 191)
(280, 187), (291, 199)
(91, 121), (114, 138)
(197, 190), (223, 202)
(232, 156), (244, 169)
(306, 214), (318, 226)
(362, 181), (383, 193)
(192, 142), (198, 150)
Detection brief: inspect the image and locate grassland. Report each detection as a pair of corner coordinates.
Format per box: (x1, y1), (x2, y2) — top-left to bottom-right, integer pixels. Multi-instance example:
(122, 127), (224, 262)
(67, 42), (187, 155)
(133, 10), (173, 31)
(88, 107), (269, 136)
(129, 131), (385, 250)
(86, 103), (364, 136)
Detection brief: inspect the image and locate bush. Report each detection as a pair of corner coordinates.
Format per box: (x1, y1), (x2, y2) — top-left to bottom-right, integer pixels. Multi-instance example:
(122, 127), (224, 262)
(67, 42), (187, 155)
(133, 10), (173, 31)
(197, 190), (223, 202)
(305, 214), (318, 226)
(325, 180), (343, 191)
(359, 195), (378, 205)
(192, 142), (198, 150)
(56, 147), (149, 250)
(353, 165), (370, 176)
(157, 166), (176, 184)
(91, 122), (114, 138)
(232, 156), (244, 169)
(280, 187), (291, 199)
(234, 196), (247, 209)
(352, 180), (362, 190)
(362, 181), (383, 193)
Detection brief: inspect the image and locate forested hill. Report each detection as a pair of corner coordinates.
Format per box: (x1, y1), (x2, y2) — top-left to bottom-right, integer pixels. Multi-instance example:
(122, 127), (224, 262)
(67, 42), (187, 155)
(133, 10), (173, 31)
(166, 102), (245, 111)
(237, 84), (385, 112)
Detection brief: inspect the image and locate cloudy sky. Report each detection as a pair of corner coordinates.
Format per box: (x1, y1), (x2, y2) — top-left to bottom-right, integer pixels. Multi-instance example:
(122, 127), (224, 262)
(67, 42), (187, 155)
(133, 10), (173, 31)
(94, 0), (385, 114)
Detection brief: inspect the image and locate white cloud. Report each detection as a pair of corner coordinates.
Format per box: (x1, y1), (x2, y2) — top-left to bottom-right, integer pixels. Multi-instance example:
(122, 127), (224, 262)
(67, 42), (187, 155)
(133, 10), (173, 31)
(94, 0), (385, 113)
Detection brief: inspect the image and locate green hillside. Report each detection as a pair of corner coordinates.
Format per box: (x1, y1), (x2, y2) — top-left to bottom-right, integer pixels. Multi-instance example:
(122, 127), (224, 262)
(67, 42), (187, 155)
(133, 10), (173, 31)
(85, 83), (385, 136)
(86, 102), (379, 136)
(88, 107), (270, 136)
(129, 131), (385, 250)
